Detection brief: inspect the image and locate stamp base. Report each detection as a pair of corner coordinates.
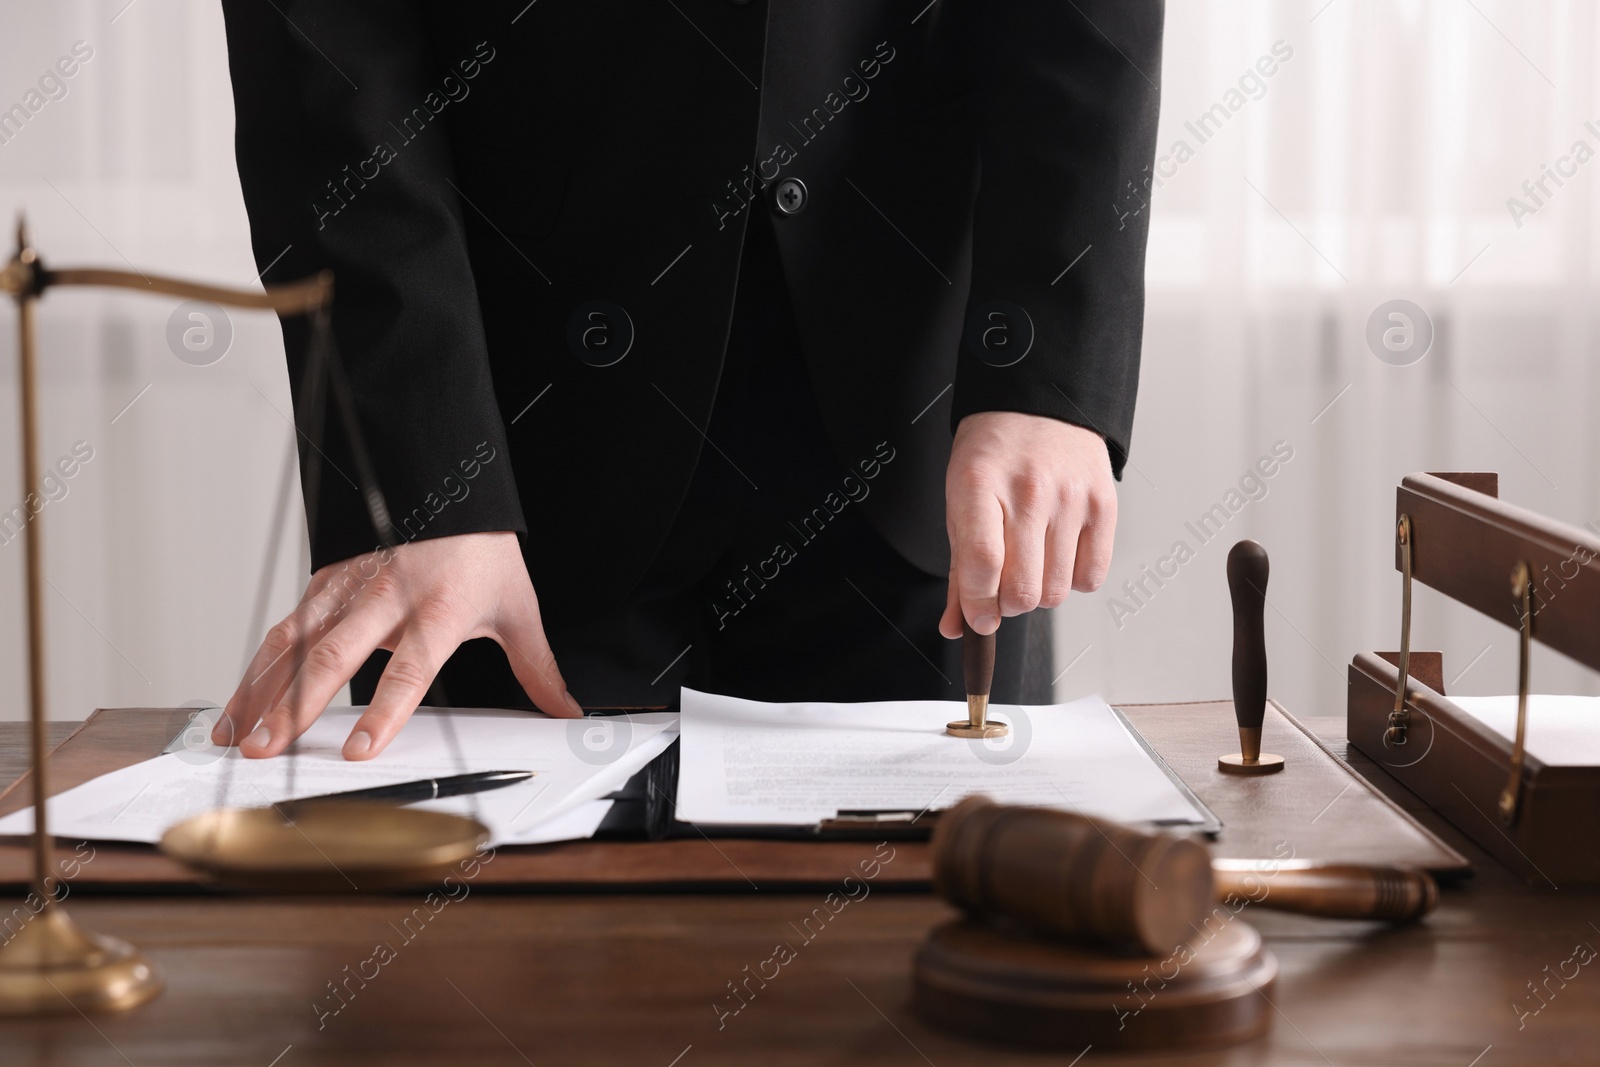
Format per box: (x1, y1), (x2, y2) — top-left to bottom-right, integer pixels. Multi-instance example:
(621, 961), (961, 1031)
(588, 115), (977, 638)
(1217, 752), (1285, 775)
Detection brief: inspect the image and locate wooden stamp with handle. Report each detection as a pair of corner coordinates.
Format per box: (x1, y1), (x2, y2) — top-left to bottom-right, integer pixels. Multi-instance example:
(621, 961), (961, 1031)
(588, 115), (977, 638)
(1219, 539), (1285, 774)
(946, 621), (1008, 739)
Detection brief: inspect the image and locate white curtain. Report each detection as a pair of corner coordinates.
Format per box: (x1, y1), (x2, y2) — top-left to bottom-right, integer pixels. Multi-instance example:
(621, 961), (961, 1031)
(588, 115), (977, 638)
(1089, 0), (1600, 713)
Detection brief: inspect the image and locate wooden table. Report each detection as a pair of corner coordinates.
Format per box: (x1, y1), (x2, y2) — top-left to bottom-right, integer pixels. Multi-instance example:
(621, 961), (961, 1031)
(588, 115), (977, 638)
(0, 718), (1593, 1066)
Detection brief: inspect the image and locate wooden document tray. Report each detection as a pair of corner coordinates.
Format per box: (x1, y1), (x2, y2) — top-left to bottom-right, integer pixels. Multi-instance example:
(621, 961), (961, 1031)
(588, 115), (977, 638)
(1349, 472), (1600, 887)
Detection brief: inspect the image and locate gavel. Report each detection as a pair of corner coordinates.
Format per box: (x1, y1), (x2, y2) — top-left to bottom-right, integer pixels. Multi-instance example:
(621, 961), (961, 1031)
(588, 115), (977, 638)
(933, 796), (1438, 954)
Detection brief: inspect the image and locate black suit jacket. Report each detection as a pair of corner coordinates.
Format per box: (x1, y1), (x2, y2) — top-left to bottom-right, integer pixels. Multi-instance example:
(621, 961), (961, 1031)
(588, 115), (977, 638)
(221, 0), (1163, 624)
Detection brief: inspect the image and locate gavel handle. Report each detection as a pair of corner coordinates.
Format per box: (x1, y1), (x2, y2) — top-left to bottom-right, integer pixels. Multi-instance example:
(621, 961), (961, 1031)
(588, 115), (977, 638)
(1212, 861), (1439, 923)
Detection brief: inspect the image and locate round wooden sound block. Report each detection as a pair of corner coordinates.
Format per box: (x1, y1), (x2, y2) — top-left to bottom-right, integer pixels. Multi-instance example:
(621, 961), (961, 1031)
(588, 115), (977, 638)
(945, 720), (1009, 739)
(1218, 753), (1285, 775)
(913, 918), (1277, 1051)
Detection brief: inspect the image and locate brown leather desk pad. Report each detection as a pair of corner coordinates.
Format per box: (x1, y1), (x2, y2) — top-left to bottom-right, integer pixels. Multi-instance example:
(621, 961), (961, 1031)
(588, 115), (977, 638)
(0, 699), (1467, 889)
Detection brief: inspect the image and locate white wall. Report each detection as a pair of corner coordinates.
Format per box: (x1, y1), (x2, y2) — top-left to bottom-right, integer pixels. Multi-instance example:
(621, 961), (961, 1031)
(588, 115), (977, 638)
(0, 1), (304, 719)
(0, 1), (1595, 723)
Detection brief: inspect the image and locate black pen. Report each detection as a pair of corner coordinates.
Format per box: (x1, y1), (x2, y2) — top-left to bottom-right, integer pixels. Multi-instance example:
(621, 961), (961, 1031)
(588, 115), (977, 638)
(292, 770), (534, 806)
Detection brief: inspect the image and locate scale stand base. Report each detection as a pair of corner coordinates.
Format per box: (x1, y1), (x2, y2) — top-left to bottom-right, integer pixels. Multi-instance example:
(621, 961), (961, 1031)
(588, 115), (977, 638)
(0, 906), (163, 1016)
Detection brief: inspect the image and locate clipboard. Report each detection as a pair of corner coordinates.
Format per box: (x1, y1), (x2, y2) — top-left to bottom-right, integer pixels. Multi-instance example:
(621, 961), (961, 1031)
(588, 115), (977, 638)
(595, 706), (1223, 841)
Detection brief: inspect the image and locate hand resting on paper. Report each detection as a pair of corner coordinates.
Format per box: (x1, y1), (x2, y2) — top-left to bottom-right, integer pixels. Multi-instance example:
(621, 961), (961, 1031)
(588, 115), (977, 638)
(212, 531), (583, 761)
(939, 412), (1117, 640)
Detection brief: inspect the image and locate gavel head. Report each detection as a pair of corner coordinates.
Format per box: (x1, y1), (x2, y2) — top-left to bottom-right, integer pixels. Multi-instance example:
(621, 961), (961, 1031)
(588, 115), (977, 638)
(931, 796), (1215, 956)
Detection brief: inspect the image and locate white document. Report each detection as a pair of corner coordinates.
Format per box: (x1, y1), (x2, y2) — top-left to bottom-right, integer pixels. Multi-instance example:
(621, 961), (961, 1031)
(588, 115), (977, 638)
(1449, 694), (1600, 767)
(502, 800), (616, 845)
(0, 707), (676, 848)
(675, 689), (1208, 827)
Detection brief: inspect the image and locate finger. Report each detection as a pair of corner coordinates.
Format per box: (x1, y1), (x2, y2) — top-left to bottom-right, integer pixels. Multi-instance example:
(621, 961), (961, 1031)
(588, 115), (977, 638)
(939, 505), (963, 640)
(241, 597), (404, 759)
(938, 567), (964, 639)
(997, 490), (1048, 618)
(342, 604), (464, 760)
(1072, 492), (1118, 593)
(214, 585), (350, 747)
(497, 601), (585, 719)
(1039, 516), (1080, 609)
(953, 490), (1005, 635)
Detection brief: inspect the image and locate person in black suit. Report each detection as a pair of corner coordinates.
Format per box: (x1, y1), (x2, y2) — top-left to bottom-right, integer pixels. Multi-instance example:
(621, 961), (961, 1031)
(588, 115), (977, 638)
(211, 0), (1163, 759)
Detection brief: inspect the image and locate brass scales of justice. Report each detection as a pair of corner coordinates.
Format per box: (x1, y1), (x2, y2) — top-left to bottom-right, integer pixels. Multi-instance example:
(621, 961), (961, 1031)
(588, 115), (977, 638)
(0, 219), (490, 1016)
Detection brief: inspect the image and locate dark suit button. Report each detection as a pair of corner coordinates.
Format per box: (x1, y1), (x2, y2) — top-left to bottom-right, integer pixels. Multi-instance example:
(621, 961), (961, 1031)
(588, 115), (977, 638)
(773, 177), (807, 216)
